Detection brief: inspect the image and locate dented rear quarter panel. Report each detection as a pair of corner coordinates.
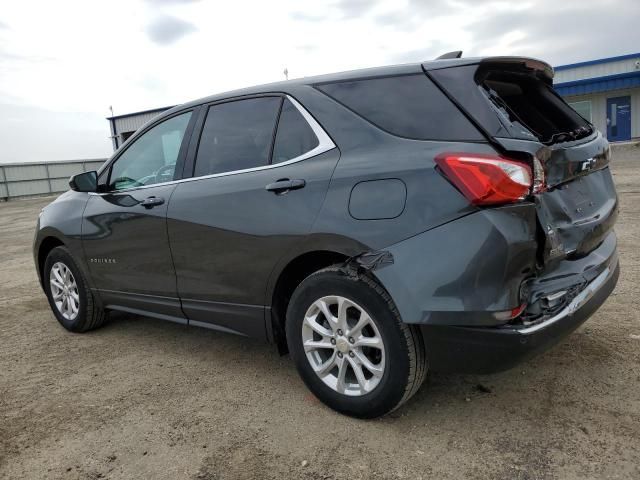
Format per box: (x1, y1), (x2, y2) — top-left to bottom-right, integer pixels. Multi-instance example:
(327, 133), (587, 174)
(371, 204), (538, 326)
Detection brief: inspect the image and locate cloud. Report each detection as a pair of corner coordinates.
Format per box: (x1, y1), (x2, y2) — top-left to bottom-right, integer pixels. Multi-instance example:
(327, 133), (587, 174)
(291, 0), (383, 22)
(333, 0), (379, 19)
(0, 103), (111, 162)
(0, 48), (51, 64)
(1, 0), (639, 164)
(145, 14), (197, 45)
(144, 0), (201, 4)
(466, 0), (640, 64)
(375, 0), (471, 29)
(388, 42), (449, 64)
(290, 11), (326, 22)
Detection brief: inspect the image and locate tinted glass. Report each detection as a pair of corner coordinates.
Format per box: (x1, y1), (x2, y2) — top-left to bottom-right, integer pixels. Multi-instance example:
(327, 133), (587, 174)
(272, 99), (319, 163)
(194, 97), (281, 176)
(108, 112), (192, 191)
(316, 74), (481, 140)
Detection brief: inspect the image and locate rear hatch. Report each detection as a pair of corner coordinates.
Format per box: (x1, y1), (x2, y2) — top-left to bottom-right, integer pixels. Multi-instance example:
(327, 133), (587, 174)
(425, 57), (618, 266)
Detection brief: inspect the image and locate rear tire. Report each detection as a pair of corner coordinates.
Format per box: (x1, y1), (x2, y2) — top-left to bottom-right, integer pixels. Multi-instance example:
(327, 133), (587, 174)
(43, 246), (107, 332)
(286, 266), (427, 418)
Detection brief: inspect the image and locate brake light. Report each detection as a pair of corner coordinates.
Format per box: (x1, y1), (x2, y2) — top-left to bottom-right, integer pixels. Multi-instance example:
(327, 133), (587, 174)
(435, 153), (532, 205)
(492, 303), (527, 321)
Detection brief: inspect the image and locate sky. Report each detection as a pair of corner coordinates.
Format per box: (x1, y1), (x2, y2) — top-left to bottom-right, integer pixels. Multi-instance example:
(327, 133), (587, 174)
(0, 0), (638, 163)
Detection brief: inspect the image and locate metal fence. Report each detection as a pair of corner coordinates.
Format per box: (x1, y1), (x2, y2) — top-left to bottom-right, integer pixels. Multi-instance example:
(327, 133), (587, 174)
(0, 159), (106, 201)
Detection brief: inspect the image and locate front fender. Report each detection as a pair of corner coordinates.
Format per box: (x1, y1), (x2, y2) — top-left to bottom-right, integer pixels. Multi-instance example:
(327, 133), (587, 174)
(33, 191), (92, 290)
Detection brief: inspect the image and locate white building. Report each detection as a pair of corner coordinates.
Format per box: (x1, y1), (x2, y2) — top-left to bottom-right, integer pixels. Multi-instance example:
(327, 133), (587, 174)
(554, 52), (640, 142)
(107, 106), (173, 150)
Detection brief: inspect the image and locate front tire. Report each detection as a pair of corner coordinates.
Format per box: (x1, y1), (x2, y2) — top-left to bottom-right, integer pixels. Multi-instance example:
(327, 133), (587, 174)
(286, 266), (427, 418)
(43, 246), (107, 332)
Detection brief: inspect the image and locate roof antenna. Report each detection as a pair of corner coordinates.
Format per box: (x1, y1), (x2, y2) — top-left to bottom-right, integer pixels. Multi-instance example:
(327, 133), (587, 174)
(435, 51), (463, 60)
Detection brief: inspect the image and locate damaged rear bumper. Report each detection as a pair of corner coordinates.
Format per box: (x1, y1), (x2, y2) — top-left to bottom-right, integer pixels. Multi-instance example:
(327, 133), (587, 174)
(419, 259), (619, 373)
(371, 206), (619, 374)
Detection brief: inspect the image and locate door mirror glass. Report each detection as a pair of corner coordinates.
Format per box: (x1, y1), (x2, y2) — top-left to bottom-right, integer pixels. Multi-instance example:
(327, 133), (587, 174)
(69, 170), (98, 192)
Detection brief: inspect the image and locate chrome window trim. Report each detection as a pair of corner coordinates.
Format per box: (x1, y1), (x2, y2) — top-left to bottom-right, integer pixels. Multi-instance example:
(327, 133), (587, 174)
(89, 94), (336, 196)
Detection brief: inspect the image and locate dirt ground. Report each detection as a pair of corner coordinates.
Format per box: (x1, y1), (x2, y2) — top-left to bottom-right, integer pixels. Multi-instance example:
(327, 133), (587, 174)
(1, 146), (639, 480)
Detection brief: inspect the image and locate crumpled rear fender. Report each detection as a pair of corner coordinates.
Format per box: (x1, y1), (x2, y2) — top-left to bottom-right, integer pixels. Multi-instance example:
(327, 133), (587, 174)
(371, 204), (538, 327)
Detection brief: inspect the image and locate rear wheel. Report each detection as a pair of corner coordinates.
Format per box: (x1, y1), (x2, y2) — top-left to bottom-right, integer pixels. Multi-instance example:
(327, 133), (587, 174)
(286, 266), (427, 418)
(43, 246), (107, 332)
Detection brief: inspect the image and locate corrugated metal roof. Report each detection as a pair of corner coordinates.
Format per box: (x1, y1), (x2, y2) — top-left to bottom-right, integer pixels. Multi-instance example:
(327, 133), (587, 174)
(554, 71), (640, 96)
(106, 106), (174, 120)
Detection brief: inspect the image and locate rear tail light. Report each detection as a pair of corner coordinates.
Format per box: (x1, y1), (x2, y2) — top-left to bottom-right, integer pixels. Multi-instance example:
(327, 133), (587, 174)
(493, 303), (527, 321)
(435, 153), (532, 205)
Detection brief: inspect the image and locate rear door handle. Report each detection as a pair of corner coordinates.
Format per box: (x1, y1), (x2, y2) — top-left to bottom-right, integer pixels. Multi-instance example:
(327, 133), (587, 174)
(265, 178), (306, 194)
(140, 196), (165, 209)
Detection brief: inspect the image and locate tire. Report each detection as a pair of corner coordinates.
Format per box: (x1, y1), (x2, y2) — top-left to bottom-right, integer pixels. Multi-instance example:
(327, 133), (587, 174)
(286, 266), (427, 418)
(43, 246), (107, 333)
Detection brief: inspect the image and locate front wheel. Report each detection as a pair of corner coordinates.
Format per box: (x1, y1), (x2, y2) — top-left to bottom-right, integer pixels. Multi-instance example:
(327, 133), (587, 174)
(43, 246), (107, 332)
(286, 266), (427, 418)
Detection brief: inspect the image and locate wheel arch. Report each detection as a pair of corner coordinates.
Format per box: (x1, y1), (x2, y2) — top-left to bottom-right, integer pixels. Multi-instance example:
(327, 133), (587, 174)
(269, 250), (351, 353)
(36, 235), (65, 288)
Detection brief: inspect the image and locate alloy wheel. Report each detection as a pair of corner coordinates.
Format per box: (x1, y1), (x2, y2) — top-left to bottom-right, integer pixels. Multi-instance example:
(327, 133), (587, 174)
(301, 295), (386, 396)
(49, 261), (80, 321)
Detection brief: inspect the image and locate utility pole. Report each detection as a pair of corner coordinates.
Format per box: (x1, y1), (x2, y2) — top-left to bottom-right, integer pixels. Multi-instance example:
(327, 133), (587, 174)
(283, 68), (288, 80)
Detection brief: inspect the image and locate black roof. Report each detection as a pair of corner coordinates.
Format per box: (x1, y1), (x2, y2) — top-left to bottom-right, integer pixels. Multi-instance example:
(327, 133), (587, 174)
(144, 56), (552, 121)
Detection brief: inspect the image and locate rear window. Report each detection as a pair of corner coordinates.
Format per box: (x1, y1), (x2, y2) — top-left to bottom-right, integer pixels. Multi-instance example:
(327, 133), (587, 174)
(479, 68), (592, 144)
(315, 74), (482, 141)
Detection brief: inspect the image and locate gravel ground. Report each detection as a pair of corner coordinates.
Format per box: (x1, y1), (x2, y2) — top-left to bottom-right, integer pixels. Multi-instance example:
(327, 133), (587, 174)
(1, 145), (639, 480)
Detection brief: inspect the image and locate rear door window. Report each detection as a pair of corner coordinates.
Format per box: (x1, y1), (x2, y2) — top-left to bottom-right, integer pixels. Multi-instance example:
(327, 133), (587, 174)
(272, 98), (319, 163)
(194, 97), (281, 177)
(315, 74), (482, 141)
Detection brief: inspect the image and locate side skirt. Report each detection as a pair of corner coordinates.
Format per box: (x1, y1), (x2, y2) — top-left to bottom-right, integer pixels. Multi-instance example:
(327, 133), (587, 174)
(97, 289), (269, 341)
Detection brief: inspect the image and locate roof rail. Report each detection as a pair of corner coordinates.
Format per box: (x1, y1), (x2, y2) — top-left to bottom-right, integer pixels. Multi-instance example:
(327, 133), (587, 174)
(435, 51), (463, 60)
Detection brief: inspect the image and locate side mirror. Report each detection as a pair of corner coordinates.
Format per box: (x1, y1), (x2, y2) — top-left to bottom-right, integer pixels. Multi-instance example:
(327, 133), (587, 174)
(69, 171), (98, 192)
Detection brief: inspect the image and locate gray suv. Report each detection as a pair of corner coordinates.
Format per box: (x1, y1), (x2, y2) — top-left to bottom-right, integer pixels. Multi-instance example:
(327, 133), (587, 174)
(34, 56), (619, 418)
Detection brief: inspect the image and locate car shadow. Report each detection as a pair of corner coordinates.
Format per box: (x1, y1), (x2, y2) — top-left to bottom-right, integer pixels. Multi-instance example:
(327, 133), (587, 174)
(102, 311), (617, 423)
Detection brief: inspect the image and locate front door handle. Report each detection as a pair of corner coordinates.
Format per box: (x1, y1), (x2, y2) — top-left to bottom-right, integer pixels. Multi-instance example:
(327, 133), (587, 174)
(265, 178), (306, 194)
(140, 196), (165, 209)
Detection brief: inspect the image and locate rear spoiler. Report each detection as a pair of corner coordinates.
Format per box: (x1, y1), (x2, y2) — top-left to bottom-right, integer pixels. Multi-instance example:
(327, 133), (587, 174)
(425, 56), (554, 81)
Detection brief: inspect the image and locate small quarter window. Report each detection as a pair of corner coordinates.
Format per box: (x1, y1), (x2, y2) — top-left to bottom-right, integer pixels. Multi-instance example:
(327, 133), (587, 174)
(272, 98), (319, 163)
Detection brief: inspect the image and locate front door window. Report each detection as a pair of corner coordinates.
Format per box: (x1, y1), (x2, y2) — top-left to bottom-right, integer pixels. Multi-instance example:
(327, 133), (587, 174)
(108, 112), (192, 191)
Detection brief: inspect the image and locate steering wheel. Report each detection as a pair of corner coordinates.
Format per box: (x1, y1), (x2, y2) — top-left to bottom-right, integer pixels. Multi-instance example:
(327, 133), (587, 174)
(154, 164), (176, 183)
(111, 176), (145, 189)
